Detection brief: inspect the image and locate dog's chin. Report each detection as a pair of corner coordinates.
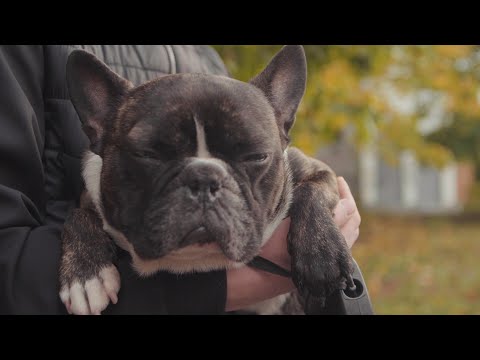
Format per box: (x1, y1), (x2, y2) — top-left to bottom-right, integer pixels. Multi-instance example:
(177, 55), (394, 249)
(131, 210), (260, 276)
(130, 243), (247, 276)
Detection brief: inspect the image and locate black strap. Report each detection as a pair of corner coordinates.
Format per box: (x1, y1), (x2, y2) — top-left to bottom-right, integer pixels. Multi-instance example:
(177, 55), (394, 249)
(247, 256), (292, 278)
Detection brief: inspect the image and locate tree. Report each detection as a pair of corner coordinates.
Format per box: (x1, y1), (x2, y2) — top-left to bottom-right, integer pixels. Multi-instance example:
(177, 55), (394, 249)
(214, 45), (480, 173)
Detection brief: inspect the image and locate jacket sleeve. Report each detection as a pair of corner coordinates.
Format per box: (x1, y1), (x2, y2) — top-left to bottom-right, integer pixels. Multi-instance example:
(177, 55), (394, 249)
(104, 250), (227, 315)
(0, 45), (68, 314)
(0, 45), (228, 315)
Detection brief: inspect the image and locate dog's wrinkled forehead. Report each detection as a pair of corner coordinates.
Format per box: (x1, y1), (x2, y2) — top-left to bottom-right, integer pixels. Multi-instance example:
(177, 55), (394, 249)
(67, 46), (306, 156)
(121, 74), (280, 154)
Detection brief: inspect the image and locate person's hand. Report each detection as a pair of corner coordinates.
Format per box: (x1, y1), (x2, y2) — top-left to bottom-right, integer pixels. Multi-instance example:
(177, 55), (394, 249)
(257, 176), (361, 269)
(225, 176), (361, 312)
(333, 176), (361, 249)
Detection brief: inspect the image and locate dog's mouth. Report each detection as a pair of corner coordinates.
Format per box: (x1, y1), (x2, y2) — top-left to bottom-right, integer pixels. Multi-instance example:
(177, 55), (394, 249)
(175, 224), (251, 263)
(180, 226), (215, 247)
(128, 221), (257, 275)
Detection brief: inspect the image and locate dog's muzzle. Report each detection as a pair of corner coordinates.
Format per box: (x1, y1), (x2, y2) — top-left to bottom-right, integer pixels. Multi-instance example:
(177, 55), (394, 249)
(182, 159), (228, 203)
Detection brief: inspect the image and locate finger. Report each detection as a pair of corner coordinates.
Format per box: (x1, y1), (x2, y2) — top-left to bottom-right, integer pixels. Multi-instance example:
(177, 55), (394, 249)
(333, 198), (357, 228)
(340, 212), (361, 249)
(334, 177), (358, 228)
(69, 282), (90, 315)
(337, 176), (355, 203)
(344, 227), (360, 249)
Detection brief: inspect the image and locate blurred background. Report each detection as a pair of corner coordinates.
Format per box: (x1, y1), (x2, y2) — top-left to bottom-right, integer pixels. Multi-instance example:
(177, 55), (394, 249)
(214, 45), (480, 314)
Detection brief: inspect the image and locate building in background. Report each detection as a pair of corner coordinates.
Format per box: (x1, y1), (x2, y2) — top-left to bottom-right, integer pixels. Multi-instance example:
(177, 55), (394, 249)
(317, 86), (476, 215)
(318, 140), (474, 215)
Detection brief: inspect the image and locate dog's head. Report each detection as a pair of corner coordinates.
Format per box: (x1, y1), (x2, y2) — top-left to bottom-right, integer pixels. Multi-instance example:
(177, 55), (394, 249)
(67, 46), (307, 274)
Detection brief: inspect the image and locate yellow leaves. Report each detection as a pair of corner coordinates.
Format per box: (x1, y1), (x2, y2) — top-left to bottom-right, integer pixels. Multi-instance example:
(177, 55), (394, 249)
(330, 112), (349, 132)
(376, 116), (453, 168)
(446, 75), (480, 118)
(317, 59), (370, 107)
(320, 60), (356, 92)
(436, 45), (472, 59)
(367, 92), (388, 113)
(431, 72), (453, 90)
(416, 143), (454, 168)
(451, 96), (480, 118)
(378, 116), (420, 149)
(214, 45), (480, 169)
(290, 131), (316, 156)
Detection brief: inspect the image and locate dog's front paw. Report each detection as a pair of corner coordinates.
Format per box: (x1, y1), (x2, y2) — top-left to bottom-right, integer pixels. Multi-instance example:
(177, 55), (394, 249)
(290, 224), (353, 306)
(59, 265), (120, 315)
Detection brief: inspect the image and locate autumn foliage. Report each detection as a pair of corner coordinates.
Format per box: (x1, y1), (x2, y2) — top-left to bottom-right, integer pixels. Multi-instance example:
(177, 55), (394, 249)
(214, 46), (480, 314)
(214, 46), (480, 171)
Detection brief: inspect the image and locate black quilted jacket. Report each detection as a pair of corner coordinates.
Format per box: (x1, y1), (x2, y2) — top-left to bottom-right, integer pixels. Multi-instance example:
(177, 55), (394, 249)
(0, 45), (229, 314)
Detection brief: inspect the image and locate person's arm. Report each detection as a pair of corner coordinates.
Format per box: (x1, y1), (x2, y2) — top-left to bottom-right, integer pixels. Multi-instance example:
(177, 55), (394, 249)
(225, 176), (361, 312)
(0, 45), (227, 315)
(104, 176), (361, 314)
(0, 45), (68, 314)
(0, 44), (359, 315)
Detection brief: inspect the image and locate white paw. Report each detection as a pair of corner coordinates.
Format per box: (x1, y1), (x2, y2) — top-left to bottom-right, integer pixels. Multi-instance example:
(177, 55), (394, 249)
(60, 265), (121, 315)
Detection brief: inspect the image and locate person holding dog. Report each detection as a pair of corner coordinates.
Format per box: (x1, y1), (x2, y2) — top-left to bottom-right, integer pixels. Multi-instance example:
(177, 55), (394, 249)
(0, 45), (361, 314)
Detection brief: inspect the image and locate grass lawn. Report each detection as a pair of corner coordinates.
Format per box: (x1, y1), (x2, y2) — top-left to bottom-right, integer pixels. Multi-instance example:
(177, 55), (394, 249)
(352, 214), (480, 314)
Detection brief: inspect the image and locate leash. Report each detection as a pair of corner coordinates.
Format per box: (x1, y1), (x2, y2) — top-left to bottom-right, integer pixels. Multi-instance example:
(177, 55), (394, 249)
(247, 256), (292, 278)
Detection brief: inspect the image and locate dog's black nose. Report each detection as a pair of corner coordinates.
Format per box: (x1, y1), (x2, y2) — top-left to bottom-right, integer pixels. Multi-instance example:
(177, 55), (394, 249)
(188, 178), (220, 196)
(183, 159), (227, 201)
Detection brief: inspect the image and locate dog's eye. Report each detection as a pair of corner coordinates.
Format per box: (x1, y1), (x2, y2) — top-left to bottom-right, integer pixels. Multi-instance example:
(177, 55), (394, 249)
(243, 153), (269, 162)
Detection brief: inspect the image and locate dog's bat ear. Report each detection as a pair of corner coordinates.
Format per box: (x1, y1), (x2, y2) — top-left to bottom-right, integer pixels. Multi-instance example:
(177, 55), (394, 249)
(67, 49), (133, 155)
(249, 45), (307, 143)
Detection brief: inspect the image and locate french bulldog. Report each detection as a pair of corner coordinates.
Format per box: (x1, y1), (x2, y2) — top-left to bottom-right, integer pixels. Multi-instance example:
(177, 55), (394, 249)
(59, 45), (354, 315)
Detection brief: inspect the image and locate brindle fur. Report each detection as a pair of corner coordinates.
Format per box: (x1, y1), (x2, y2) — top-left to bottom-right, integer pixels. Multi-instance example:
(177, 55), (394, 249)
(59, 194), (117, 290)
(286, 148), (353, 312)
(60, 45), (354, 314)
